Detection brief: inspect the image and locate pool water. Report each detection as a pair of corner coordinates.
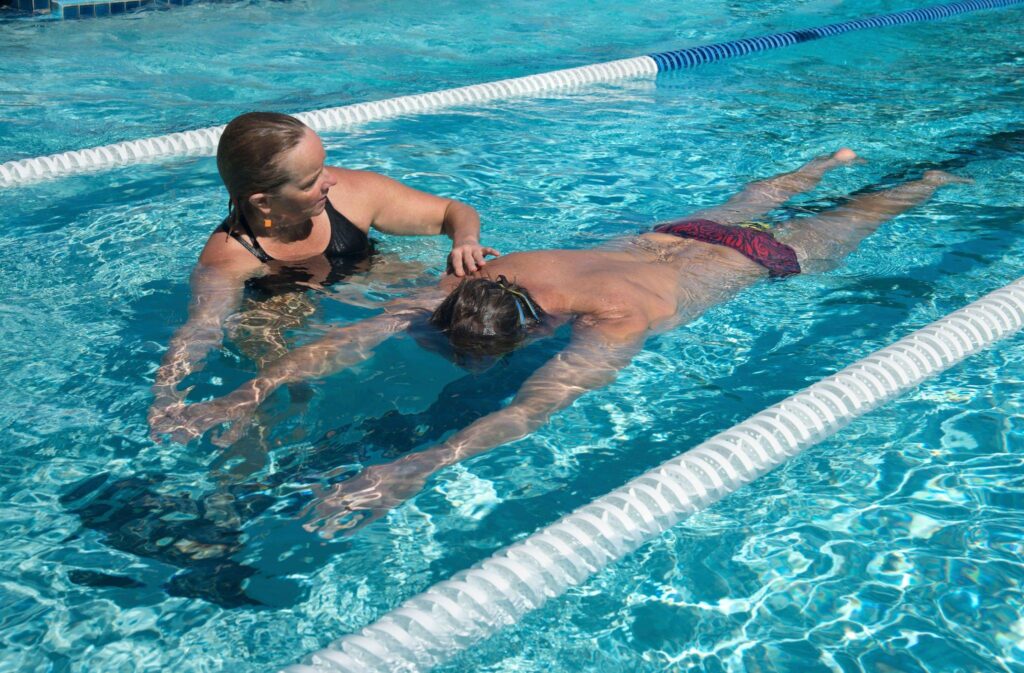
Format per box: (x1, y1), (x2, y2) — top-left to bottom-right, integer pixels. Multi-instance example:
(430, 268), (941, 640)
(1, 1), (1023, 671)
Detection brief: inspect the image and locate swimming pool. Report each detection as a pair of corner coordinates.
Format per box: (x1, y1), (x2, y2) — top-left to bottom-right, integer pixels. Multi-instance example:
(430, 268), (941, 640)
(1, 1), (1023, 671)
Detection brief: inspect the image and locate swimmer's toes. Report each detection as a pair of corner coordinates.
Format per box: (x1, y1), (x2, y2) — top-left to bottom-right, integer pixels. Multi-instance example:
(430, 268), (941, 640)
(833, 148), (858, 163)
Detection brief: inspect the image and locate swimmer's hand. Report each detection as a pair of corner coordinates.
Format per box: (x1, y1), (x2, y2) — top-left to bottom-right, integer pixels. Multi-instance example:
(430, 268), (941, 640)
(447, 240), (499, 277)
(301, 452), (441, 538)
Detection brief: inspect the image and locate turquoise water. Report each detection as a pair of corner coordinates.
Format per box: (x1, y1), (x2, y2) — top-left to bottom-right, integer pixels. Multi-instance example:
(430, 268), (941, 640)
(2, 1), (1024, 671)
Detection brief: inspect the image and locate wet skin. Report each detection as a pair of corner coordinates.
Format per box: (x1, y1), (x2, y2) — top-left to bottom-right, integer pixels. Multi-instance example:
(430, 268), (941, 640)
(438, 232), (767, 340)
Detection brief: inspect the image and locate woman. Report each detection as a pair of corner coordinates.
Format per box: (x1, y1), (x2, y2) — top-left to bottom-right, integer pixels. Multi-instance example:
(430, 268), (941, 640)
(149, 111), (497, 437)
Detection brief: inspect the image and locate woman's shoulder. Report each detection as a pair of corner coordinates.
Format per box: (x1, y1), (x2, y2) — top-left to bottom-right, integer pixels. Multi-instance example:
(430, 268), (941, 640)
(325, 165), (358, 181)
(325, 166), (400, 220)
(198, 223), (263, 272)
(326, 165), (394, 188)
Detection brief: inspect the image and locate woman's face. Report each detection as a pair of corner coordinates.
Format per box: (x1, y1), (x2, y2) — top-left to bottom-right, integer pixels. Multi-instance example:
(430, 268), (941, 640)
(267, 129), (338, 224)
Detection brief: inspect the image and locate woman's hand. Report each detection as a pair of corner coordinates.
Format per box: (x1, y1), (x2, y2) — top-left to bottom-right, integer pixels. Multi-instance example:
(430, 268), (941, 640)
(148, 384), (191, 441)
(302, 451), (443, 538)
(447, 240), (499, 277)
(150, 390), (260, 446)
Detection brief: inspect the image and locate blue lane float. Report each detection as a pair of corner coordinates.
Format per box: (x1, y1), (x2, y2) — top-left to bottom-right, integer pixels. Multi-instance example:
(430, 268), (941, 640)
(649, 0), (1024, 71)
(2, 0), (1022, 187)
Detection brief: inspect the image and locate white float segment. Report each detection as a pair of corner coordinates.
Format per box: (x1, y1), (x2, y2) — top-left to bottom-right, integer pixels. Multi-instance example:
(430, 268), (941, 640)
(0, 57), (657, 188)
(281, 276), (1024, 673)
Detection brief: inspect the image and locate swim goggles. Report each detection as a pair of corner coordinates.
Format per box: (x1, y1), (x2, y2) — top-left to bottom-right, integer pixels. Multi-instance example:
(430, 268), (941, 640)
(495, 275), (541, 327)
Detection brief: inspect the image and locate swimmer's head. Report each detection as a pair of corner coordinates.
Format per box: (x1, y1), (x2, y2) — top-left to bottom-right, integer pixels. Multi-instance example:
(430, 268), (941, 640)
(216, 112), (309, 224)
(429, 276), (545, 357)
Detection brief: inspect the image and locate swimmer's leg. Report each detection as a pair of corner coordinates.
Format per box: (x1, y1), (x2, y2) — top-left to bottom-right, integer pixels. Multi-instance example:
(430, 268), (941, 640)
(776, 170), (970, 272)
(687, 148), (859, 225)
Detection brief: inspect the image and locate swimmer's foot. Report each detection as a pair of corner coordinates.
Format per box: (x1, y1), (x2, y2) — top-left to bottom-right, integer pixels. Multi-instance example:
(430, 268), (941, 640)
(817, 147), (863, 168)
(922, 169), (973, 186)
(834, 147), (857, 161)
(759, 148), (863, 197)
(694, 148), (865, 223)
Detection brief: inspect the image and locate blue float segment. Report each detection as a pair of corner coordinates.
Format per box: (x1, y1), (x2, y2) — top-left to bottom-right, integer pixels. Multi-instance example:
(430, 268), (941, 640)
(650, 0), (1024, 72)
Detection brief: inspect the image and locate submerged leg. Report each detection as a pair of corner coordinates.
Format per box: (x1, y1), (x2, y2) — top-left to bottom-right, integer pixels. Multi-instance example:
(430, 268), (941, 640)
(687, 148), (859, 225)
(776, 170), (970, 272)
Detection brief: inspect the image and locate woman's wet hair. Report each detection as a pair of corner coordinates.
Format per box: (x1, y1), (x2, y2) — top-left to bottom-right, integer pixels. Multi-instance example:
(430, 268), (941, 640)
(429, 276), (545, 357)
(216, 111), (309, 232)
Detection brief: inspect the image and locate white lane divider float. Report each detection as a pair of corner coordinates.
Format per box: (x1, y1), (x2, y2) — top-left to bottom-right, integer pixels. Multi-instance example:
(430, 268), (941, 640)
(0, 56), (656, 188)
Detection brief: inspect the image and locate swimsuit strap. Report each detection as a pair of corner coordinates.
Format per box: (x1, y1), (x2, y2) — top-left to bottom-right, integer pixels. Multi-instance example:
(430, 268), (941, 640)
(219, 201), (368, 265)
(222, 213), (273, 263)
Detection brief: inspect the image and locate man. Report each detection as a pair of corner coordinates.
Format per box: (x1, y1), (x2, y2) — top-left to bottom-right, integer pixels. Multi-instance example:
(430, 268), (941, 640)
(154, 149), (967, 536)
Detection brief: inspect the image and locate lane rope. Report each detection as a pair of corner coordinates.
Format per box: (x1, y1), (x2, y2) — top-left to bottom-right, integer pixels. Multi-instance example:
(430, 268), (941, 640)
(2, 0), (1021, 188)
(649, 0), (1023, 71)
(282, 276), (1024, 672)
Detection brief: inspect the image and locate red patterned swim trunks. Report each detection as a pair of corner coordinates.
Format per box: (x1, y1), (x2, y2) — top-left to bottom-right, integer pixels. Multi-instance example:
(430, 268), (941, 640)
(652, 218), (801, 278)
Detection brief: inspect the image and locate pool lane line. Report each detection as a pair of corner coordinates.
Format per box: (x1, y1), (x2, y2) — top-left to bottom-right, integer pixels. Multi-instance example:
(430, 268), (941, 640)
(649, 0), (1024, 71)
(280, 275), (1024, 673)
(2, 0), (1022, 189)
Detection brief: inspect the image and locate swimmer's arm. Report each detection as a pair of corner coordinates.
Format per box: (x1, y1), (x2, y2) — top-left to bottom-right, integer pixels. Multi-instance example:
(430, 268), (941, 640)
(347, 170), (498, 276)
(164, 289), (445, 444)
(303, 323), (647, 536)
(251, 288), (445, 392)
(241, 310), (417, 399)
(428, 326), (646, 468)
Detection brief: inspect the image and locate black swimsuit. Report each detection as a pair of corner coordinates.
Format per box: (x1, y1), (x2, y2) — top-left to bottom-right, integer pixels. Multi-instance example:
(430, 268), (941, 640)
(218, 199), (375, 297)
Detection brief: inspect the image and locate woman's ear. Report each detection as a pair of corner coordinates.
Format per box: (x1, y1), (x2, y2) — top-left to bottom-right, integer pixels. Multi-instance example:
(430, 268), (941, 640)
(247, 192), (271, 215)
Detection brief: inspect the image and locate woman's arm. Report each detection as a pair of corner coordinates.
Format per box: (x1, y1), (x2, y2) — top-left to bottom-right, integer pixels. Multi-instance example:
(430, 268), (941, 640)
(304, 324), (648, 537)
(148, 261), (249, 435)
(342, 170), (498, 276)
(439, 199), (497, 276)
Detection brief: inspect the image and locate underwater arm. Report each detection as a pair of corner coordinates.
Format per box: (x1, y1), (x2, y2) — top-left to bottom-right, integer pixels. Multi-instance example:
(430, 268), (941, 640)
(149, 264), (247, 435)
(432, 333), (644, 463)
(305, 324), (647, 536)
(160, 291), (445, 444)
